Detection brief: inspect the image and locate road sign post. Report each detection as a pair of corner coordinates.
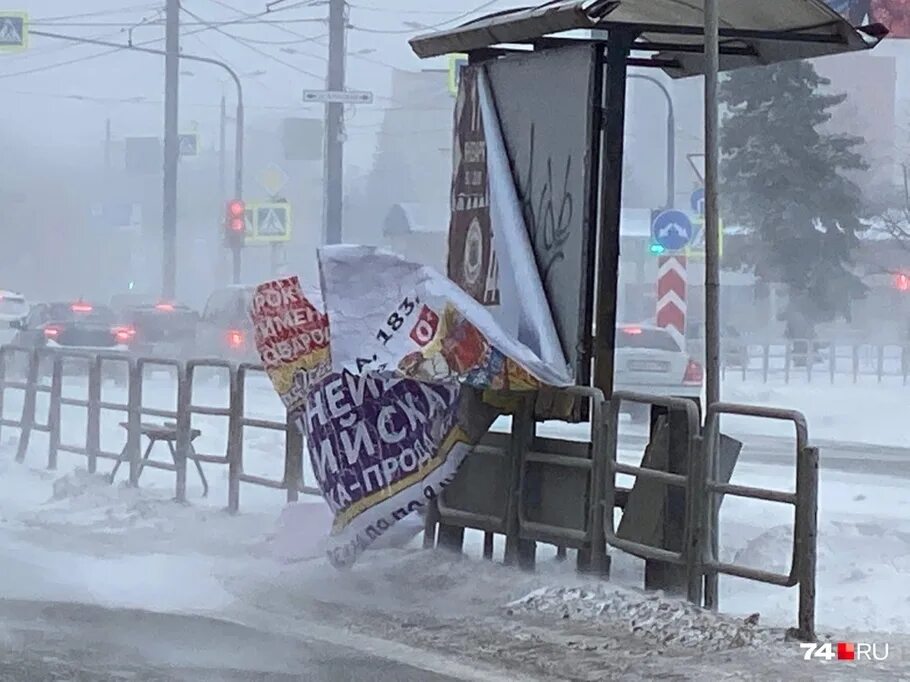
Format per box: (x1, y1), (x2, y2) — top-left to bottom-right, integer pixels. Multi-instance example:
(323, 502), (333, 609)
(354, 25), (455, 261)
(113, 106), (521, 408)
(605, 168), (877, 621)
(302, 89), (373, 105)
(0, 12), (27, 52)
(656, 255), (687, 344)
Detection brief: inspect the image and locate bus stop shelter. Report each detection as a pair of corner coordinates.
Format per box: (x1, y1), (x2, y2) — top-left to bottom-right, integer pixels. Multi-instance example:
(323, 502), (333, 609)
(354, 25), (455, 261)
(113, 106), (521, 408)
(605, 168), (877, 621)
(409, 0), (885, 400)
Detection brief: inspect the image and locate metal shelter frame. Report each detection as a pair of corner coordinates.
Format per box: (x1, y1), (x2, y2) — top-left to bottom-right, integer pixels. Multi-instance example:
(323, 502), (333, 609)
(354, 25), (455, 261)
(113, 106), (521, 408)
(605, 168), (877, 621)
(409, 0), (885, 401)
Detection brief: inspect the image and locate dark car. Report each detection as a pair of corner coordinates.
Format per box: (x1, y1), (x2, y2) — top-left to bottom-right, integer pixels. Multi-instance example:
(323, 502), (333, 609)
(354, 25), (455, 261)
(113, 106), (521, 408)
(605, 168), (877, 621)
(195, 285), (258, 364)
(12, 301), (133, 380)
(114, 300), (199, 359)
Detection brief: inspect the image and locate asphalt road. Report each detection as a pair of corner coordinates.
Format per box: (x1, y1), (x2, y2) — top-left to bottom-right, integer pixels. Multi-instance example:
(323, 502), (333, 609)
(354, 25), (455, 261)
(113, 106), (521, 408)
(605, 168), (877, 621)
(0, 600), (466, 682)
(619, 432), (910, 478)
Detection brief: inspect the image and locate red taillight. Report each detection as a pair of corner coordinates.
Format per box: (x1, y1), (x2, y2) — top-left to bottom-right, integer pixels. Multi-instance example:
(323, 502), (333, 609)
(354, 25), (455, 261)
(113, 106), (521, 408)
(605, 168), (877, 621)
(155, 302), (175, 312)
(621, 326), (643, 335)
(227, 329), (244, 349)
(683, 358), (704, 384)
(71, 302), (93, 313)
(113, 325), (136, 343)
(44, 326), (61, 339)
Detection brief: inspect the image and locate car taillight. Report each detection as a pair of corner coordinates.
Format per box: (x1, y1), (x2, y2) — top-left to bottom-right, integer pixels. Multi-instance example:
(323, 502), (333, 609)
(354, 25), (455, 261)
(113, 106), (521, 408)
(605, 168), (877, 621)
(155, 302), (175, 312)
(227, 329), (244, 349)
(683, 358), (704, 384)
(71, 302), (93, 313)
(113, 326), (136, 343)
(44, 326), (61, 339)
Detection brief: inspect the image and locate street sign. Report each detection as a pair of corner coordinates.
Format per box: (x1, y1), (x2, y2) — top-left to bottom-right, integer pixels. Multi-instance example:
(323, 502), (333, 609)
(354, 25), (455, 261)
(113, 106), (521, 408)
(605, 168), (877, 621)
(690, 187), (705, 216)
(686, 216), (725, 259)
(651, 209), (693, 252)
(447, 53), (468, 96)
(178, 133), (198, 157)
(302, 89), (373, 104)
(246, 201), (292, 243)
(258, 162), (289, 197)
(0, 12), (27, 52)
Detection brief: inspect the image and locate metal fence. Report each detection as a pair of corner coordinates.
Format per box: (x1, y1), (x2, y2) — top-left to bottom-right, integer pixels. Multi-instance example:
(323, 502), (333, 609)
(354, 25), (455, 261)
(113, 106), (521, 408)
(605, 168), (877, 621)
(1, 345), (819, 639)
(0, 345), (316, 512)
(721, 338), (910, 385)
(604, 392), (818, 641)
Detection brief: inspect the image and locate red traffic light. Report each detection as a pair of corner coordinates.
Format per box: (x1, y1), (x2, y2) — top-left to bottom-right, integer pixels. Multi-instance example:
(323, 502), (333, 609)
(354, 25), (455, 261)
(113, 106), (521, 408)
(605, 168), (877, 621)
(226, 200), (245, 233)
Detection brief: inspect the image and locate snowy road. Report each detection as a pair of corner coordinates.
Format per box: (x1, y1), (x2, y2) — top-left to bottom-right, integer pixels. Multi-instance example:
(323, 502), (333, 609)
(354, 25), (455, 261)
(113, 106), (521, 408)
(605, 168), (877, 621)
(0, 600), (467, 682)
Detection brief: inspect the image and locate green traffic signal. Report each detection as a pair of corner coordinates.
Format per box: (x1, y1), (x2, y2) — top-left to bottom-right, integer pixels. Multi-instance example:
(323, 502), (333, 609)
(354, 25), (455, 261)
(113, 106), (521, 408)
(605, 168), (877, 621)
(649, 243), (666, 254)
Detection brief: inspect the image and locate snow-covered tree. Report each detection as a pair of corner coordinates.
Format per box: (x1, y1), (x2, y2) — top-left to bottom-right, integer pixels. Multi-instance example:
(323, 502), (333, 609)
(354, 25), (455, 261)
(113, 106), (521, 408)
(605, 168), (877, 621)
(720, 59), (869, 337)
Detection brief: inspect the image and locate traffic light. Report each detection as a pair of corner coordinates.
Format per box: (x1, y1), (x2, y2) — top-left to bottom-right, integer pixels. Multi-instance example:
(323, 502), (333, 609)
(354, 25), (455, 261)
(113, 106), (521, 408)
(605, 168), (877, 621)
(225, 199), (245, 246)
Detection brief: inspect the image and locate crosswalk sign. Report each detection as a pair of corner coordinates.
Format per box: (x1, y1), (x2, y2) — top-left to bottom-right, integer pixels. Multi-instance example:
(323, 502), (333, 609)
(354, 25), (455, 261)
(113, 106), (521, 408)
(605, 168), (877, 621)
(178, 133), (198, 157)
(247, 201), (292, 243)
(0, 13), (27, 52)
(686, 215), (724, 260)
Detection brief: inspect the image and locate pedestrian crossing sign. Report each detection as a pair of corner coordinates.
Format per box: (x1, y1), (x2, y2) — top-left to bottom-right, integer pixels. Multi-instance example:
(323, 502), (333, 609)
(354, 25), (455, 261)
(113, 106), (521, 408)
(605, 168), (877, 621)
(0, 13), (27, 52)
(247, 201), (292, 243)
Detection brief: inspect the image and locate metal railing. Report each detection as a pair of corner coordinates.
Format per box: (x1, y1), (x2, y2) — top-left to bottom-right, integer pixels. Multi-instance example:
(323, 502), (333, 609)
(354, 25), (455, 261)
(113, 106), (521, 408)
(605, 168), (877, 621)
(0, 347), (319, 513)
(701, 403), (818, 641)
(604, 391), (703, 602)
(719, 339), (909, 385)
(602, 391), (819, 640)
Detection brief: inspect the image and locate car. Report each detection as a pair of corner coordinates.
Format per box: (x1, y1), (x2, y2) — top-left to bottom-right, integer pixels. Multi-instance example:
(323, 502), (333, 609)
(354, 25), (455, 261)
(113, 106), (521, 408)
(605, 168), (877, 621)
(114, 299), (199, 360)
(613, 324), (704, 422)
(0, 290), (29, 347)
(11, 301), (134, 381)
(195, 285), (259, 364)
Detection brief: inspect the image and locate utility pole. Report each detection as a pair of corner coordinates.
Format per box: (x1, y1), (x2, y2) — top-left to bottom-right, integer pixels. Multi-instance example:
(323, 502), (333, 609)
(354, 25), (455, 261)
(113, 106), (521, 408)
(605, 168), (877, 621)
(704, 0), (721, 409)
(162, 0), (180, 300)
(324, 0), (346, 245)
(219, 95), (227, 202)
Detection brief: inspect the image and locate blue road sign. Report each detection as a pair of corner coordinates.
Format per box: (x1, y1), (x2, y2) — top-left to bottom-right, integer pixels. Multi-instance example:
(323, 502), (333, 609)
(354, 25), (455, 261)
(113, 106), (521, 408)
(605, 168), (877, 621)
(651, 209), (693, 252)
(690, 187), (705, 216)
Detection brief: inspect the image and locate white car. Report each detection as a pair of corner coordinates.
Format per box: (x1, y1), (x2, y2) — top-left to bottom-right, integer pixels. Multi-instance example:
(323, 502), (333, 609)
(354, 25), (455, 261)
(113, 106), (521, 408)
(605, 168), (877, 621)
(613, 324), (703, 421)
(0, 290), (29, 347)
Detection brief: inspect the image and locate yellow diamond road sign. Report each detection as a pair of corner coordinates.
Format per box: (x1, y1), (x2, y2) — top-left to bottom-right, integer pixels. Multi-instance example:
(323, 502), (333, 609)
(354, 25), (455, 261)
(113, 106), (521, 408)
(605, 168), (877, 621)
(258, 163), (289, 198)
(0, 12), (27, 52)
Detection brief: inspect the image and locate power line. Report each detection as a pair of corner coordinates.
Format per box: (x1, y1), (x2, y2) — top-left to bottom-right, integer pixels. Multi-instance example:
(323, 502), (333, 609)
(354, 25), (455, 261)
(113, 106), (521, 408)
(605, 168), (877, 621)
(348, 0), (504, 35)
(9, 87), (313, 111)
(347, 3), (488, 15)
(34, 4), (162, 22)
(181, 7), (325, 80)
(30, 18), (327, 28)
(0, 8), (293, 81)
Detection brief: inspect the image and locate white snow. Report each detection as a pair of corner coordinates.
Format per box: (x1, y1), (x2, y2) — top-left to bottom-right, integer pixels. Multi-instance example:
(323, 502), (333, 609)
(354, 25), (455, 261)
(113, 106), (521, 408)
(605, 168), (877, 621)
(1, 370), (909, 677)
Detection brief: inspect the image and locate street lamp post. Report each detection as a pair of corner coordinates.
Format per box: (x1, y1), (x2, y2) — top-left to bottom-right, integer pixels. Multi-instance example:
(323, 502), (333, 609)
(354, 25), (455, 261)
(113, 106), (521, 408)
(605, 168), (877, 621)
(30, 30), (245, 290)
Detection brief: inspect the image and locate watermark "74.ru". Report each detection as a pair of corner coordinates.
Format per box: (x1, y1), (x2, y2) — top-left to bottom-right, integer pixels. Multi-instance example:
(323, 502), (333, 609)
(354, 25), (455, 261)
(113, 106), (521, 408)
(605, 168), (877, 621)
(801, 642), (889, 662)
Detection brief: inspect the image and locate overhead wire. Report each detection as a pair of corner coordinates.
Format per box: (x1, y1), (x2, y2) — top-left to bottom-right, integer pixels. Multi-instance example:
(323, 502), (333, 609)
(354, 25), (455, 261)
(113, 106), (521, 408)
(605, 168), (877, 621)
(1, 1), (323, 80)
(180, 6), (325, 80)
(348, 0), (504, 34)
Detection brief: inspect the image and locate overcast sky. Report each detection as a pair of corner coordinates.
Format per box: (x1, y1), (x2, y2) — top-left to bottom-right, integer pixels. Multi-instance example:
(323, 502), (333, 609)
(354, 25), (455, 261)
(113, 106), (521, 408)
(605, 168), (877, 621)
(2, 1), (514, 169)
